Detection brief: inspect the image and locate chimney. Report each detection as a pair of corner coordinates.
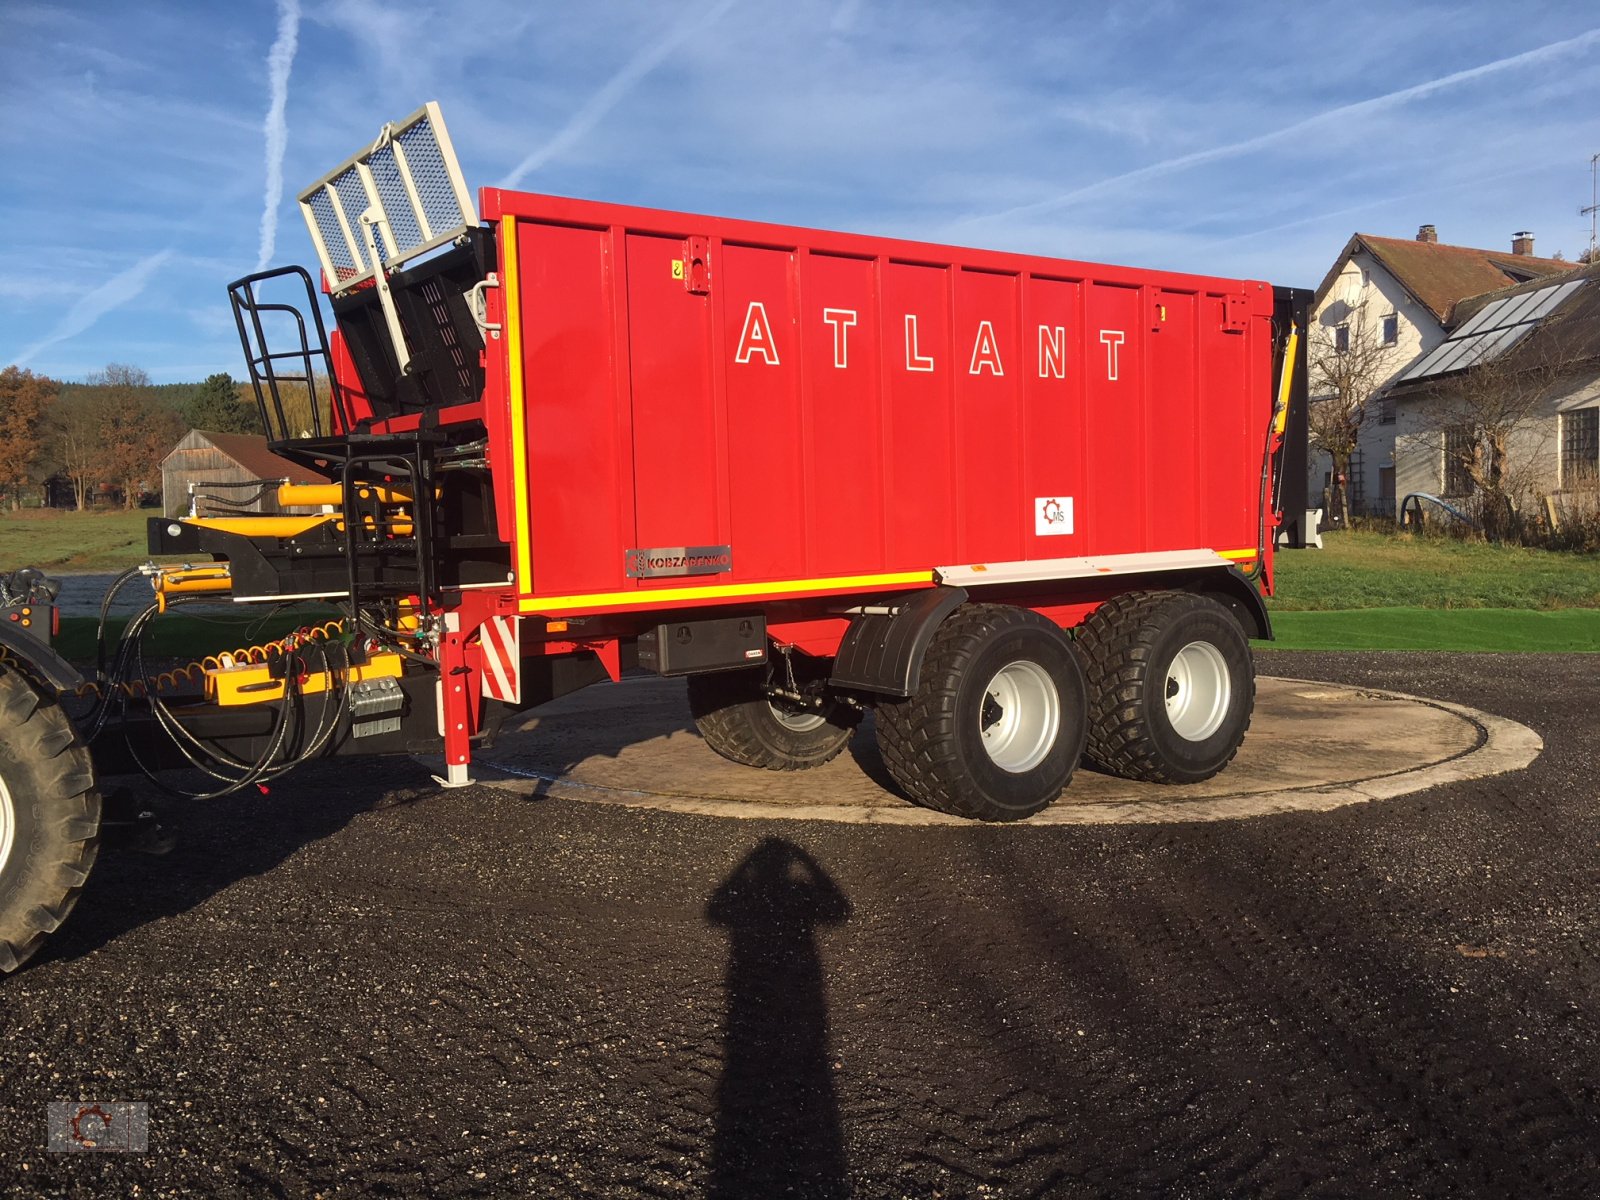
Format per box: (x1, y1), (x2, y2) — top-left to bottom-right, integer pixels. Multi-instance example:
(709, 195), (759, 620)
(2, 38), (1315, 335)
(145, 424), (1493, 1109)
(1511, 231), (1535, 256)
(1417, 224), (1438, 243)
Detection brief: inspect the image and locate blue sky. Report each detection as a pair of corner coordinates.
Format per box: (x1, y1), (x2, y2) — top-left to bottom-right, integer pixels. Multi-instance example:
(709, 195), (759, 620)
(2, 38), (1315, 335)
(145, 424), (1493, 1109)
(2, 0), (1597, 383)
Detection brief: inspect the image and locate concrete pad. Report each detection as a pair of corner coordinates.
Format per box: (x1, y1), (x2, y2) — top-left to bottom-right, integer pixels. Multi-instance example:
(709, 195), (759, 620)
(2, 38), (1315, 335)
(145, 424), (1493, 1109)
(473, 676), (1542, 826)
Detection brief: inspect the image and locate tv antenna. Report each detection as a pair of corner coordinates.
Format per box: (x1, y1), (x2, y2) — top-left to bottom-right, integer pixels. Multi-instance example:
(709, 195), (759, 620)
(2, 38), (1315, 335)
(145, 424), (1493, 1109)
(1584, 152), (1599, 260)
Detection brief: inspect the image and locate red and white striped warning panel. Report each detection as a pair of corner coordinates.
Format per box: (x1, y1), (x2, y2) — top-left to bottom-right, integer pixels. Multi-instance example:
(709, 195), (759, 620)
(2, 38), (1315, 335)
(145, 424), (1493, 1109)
(479, 615), (521, 704)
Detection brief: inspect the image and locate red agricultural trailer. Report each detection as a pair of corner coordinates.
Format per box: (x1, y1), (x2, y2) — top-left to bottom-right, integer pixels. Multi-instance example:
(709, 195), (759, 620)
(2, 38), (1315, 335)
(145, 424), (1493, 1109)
(0, 103), (1309, 970)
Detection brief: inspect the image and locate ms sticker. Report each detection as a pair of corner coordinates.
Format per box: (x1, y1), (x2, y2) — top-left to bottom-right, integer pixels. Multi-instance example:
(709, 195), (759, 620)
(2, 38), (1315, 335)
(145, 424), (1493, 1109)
(1035, 496), (1075, 536)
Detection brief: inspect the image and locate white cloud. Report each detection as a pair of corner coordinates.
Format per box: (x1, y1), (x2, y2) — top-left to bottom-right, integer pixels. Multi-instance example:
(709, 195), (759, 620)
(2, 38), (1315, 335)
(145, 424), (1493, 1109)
(499, 0), (739, 187)
(256, 0), (302, 272)
(966, 26), (1600, 227)
(10, 251), (174, 366)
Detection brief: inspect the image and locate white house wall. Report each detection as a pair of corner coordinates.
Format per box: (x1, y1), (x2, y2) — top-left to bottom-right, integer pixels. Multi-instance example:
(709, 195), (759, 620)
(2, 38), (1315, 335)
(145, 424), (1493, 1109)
(1392, 375), (1600, 502)
(1306, 249), (1449, 516)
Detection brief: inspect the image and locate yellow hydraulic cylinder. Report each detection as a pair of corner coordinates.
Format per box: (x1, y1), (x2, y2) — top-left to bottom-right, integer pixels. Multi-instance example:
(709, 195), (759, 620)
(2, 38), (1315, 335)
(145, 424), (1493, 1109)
(152, 565), (233, 611)
(1273, 322), (1300, 436)
(278, 482), (415, 508)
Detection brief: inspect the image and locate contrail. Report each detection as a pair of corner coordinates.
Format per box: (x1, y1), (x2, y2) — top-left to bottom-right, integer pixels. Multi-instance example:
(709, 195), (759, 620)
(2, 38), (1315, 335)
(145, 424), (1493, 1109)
(968, 27), (1600, 227)
(255, 0), (301, 272)
(500, 0), (738, 188)
(11, 251), (174, 366)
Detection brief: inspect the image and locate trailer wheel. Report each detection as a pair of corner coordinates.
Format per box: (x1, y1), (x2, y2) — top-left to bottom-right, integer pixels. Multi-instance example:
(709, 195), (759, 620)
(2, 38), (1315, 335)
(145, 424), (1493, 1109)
(875, 605), (1087, 822)
(688, 668), (861, 771)
(1076, 591), (1254, 784)
(0, 670), (100, 973)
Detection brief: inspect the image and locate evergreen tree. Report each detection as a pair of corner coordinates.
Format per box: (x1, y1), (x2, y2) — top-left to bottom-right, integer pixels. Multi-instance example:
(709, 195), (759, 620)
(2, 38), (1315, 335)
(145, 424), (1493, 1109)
(183, 372), (259, 435)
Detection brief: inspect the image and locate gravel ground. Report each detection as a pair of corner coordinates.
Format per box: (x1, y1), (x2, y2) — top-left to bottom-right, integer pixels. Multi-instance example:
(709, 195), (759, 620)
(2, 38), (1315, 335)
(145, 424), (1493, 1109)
(2, 650), (1597, 1198)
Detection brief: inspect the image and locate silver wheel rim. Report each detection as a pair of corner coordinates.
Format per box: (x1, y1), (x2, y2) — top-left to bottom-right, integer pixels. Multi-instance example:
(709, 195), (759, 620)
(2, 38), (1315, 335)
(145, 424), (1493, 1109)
(0, 769), (14, 879)
(769, 701), (827, 733)
(1165, 641), (1231, 741)
(978, 661), (1060, 773)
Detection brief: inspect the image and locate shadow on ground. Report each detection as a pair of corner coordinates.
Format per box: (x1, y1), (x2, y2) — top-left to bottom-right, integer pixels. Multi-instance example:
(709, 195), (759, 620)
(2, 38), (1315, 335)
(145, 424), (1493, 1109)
(708, 837), (852, 1199)
(32, 756), (434, 969)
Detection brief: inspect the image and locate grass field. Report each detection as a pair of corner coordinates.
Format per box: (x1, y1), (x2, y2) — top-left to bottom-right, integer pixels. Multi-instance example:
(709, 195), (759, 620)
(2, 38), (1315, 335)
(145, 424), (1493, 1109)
(1263, 608), (1600, 652)
(55, 610), (341, 665)
(0, 509), (183, 573)
(1269, 530), (1600, 611)
(1264, 531), (1600, 650)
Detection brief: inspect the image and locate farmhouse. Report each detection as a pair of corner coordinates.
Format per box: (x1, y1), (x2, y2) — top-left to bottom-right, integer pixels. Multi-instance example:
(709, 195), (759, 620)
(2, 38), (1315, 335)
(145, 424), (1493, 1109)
(1307, 225), (1570, 516)
(1383, 259), (1600, 506)
(160, 430), (324, 518)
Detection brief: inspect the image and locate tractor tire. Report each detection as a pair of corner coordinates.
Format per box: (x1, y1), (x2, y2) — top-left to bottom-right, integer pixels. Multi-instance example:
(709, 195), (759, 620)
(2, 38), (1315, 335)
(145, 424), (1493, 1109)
(688, 668), (861, 771)
(0, 669), (100, 973)
(875, 604), (1087, 822)
(1076, 590), (1254, 784)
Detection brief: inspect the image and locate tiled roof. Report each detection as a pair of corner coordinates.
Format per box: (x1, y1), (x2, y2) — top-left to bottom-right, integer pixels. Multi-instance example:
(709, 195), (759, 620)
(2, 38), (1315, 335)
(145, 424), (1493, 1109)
(1315, 234), (1572, 323)
(185, 430), (327, 484)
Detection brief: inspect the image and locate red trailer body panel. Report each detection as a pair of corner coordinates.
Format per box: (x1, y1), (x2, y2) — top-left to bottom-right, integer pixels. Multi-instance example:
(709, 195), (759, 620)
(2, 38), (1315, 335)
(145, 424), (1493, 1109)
(479, 189), (1276, 618)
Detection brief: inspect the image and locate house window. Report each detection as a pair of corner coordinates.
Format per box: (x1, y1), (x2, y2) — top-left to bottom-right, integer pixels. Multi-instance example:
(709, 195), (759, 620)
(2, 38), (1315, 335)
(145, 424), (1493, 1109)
(1348, 448), (1366, 513)
(1377, 395), (1396, 425)
(1382, 313), (1398, 345)
(1562, 407), (1599, 489)
(1335, 324), (1350, 354)
(1443, 425), (1476, 497)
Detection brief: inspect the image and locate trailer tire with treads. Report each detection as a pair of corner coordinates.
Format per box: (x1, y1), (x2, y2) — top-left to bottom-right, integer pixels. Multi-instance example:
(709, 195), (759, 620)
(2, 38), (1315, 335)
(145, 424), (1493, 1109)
(0, 669), (100, 973)
(689, 668), (861, 771)
(1076, 590), (1254, 784)
(875, 604), (1088, 822)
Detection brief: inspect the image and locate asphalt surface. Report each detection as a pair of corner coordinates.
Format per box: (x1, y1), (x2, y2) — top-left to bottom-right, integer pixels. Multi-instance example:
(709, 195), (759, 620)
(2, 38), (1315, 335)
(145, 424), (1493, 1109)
(2, 650), (1598, 1198)
(50, 573), (157, 619)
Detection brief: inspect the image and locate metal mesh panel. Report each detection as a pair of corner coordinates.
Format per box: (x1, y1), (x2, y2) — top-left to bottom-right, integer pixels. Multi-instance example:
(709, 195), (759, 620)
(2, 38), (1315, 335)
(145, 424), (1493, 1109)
(298, 102), (476, 297)
(307, 189), (360, 282)
(368, 142), (426, 250)
(332, 166), (391, 262)
(396, 119), (464, 237)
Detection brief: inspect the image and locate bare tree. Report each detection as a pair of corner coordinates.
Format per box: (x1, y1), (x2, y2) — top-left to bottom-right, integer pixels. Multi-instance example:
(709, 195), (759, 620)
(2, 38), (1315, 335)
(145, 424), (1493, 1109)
(1426, 339), (1563, 542)
(44, 364), (182, 509)
(1307, 299), (1393, 526)
(46, 389), (112, 510)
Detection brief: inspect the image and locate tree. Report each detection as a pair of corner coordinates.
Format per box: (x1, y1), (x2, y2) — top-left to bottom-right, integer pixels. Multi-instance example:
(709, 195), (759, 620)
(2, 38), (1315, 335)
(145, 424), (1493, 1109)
(90, 366), (183, 509)
(0, 366), (56, 509)
(46, 364), (183, 509)
(1307, 299), (1393, 526)
(1427, 340), (1562, 542)
(183, 372), (259, 435)
(47, 390), (109, 510)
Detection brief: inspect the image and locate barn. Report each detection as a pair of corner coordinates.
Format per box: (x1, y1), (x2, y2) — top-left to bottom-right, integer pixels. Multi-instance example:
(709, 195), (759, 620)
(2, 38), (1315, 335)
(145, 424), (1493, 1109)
(161, 430), (326, 517)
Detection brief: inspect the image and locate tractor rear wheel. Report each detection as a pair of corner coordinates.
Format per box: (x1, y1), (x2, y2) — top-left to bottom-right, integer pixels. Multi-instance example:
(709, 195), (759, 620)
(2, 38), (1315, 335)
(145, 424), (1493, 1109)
(875, 604), (1088, 821)
(0, 669), (100, 973)
(1076, 591), (1254, 784)
(688, 667), (861, 771)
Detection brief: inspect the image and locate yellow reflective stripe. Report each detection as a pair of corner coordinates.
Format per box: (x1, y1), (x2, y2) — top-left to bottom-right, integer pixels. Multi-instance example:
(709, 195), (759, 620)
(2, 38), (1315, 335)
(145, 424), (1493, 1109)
(502, 217), (535, 592)
(1217, 548), (1258, 560)
(518, 571), (933, 614)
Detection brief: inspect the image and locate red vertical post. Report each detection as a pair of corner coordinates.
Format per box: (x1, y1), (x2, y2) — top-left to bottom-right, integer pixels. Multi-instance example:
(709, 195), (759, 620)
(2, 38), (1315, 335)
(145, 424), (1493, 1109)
(435, 614), (479, 787)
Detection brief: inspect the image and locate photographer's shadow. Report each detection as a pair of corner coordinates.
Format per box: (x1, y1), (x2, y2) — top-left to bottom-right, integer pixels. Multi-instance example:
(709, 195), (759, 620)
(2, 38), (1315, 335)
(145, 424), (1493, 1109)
(706, 837), (852, 1199)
